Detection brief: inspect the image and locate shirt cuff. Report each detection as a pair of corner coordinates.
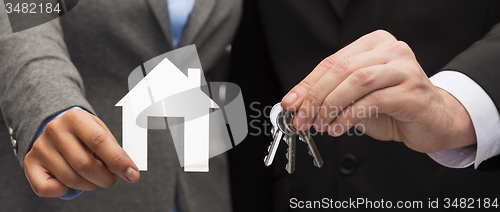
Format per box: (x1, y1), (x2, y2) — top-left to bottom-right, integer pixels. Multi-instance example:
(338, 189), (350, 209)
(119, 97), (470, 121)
(31, 106), (84, 200)
(428, 71), (500, 169)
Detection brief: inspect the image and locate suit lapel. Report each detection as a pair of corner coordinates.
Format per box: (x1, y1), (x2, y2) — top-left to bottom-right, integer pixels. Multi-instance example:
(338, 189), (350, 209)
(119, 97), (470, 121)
(146, 0), (174, 49)
(177, 0), (216, 46)
(327, 0), (348, 19)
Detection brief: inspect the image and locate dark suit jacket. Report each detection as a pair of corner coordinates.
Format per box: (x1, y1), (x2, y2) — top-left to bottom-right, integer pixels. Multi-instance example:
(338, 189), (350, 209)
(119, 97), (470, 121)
(0, 0), (241, 211)
(228, 0), (500, 211)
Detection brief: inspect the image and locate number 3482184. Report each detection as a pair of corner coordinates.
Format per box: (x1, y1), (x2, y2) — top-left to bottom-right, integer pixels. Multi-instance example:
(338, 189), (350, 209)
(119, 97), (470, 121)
(5, 3), (61, 14)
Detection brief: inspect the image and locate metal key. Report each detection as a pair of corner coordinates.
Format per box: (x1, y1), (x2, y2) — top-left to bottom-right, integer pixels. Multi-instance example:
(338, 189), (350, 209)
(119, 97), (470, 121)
(284, 132), (296, 173)
(264, 103), (285, 166)
(277, 109), (297, 174)
(264, 127), (283, 166)
(264, 102), (323, 174)
(298, 130), (323, 168)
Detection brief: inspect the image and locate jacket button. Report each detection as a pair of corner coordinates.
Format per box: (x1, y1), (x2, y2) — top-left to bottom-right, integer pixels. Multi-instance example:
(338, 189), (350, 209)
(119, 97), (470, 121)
(225, 44), (232, 53)
(339, 154), (357, 175)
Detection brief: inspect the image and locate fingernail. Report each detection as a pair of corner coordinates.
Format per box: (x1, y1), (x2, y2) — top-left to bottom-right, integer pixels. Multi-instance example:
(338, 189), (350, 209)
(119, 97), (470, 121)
(294, 110), (306, 130)
(328, 123), (340, 136)
(282, 92), (298, 106)
(125, 167), (139, 182)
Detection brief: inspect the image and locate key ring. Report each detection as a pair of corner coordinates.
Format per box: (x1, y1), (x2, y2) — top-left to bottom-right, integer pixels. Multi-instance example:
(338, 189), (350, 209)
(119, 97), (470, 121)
(276, 110), (297, 136)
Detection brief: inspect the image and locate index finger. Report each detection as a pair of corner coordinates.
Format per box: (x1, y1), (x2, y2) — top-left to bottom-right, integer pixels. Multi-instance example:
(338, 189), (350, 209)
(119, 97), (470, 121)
(281, 30), (397, 111)
(66, 109), (140, 183)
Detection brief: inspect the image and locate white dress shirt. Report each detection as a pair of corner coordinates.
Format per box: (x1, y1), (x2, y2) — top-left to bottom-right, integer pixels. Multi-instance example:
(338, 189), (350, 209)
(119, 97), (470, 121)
(429, 71), (500, 169)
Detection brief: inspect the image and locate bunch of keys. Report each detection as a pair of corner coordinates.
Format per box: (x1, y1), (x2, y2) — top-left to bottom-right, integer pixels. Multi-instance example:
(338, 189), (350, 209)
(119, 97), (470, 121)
(264, 103), (323, 174)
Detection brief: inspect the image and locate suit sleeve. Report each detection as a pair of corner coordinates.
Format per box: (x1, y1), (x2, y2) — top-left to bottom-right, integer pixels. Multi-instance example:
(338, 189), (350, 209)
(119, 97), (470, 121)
(442, 22), (500, 112)
(438, 22), (500, 169)
(0, 9), (94, 167)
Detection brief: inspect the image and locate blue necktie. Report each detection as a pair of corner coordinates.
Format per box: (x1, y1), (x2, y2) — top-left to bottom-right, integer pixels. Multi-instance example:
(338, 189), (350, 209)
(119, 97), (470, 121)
(167, 0), (195, 48)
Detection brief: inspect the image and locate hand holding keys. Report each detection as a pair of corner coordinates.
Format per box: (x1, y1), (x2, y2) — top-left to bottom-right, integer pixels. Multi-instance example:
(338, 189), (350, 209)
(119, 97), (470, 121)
(264, 103), (323, 174)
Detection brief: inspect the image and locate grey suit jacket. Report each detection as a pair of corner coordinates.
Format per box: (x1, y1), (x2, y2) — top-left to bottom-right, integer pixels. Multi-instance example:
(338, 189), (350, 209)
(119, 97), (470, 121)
(0, 0), (242, 211)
